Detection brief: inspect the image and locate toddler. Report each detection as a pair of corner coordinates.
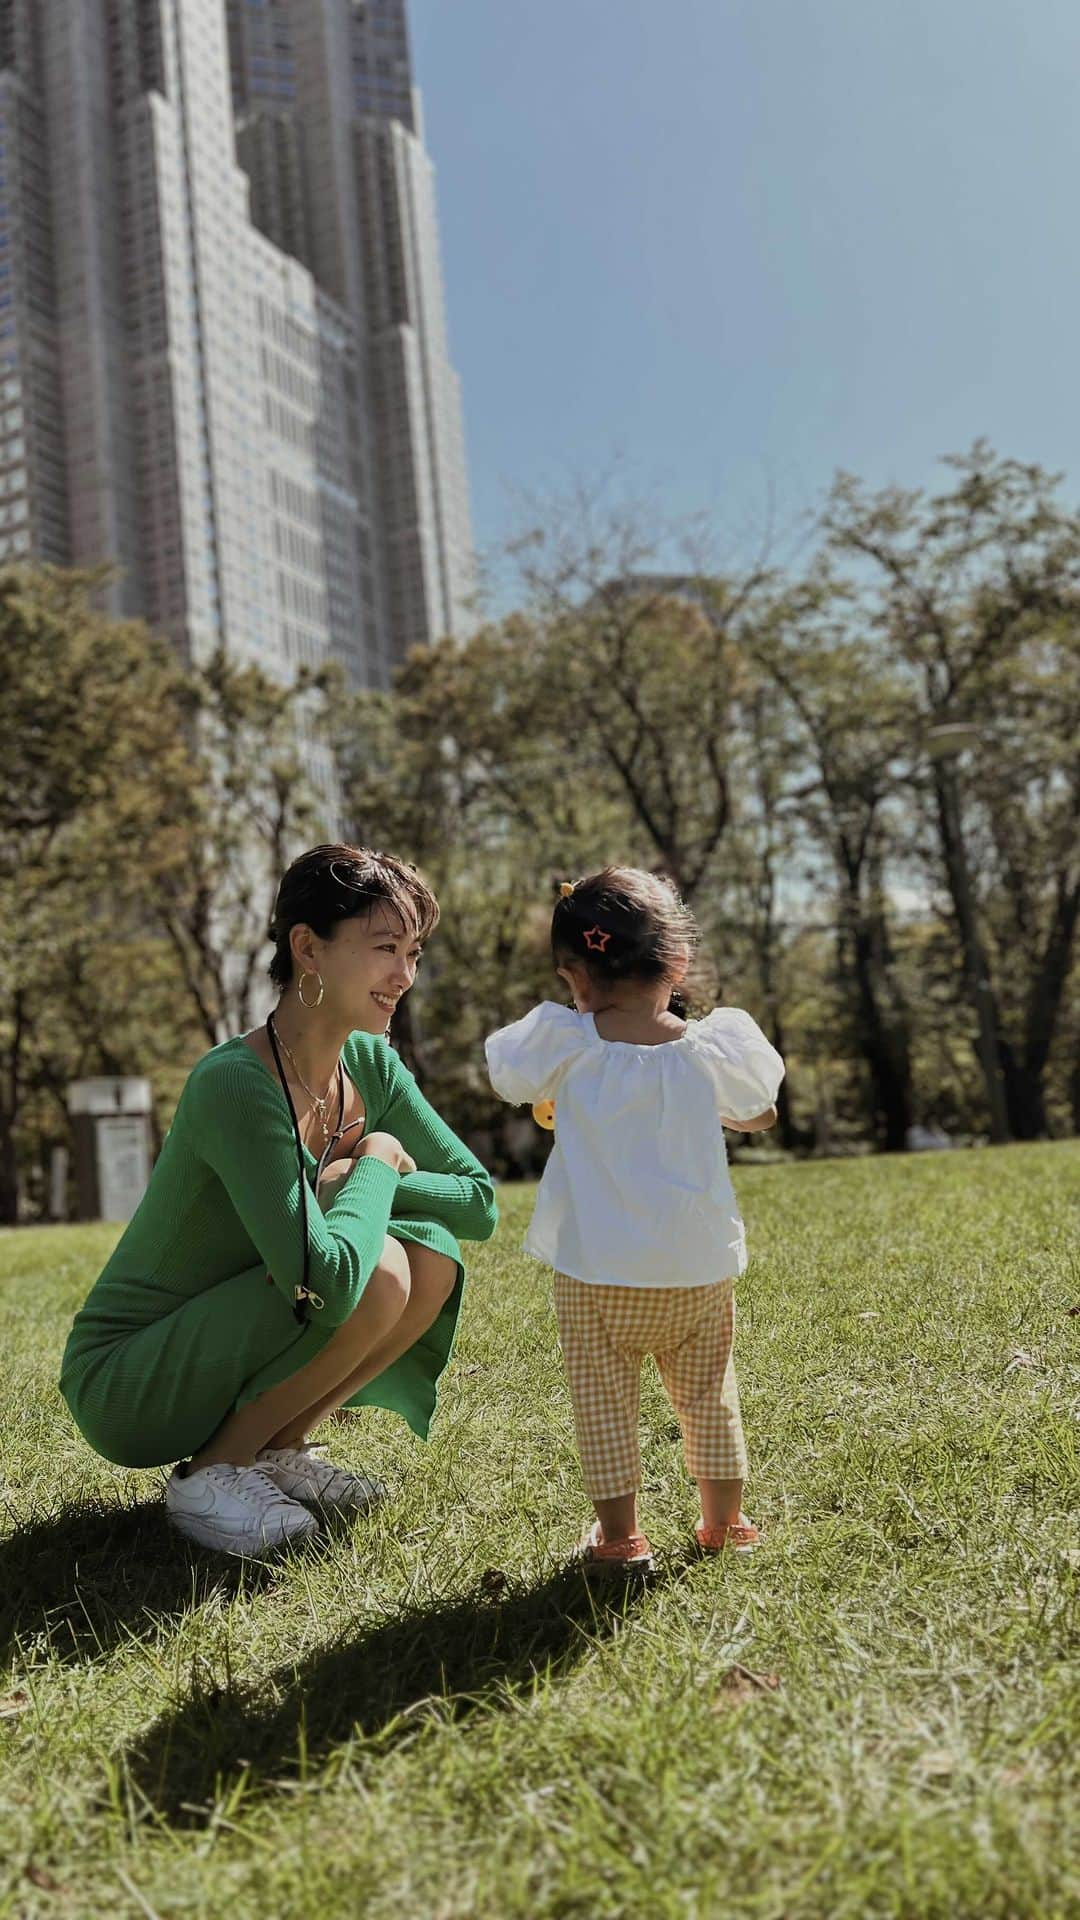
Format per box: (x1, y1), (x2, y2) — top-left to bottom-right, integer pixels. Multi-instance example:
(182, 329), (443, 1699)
(485, 866), (784, 1572)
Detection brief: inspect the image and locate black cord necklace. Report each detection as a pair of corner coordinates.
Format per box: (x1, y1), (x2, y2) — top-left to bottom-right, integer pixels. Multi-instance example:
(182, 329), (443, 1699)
(266, 1010), (347, 1322)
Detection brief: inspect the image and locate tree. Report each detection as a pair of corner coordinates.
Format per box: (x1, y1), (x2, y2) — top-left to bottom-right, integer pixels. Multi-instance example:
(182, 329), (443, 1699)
(0, 566), (199, 1220)
(149, 651), (342, 1046)
(749, 571), (917, 1149)
(824, 446), (1080, 1140)
(337, 623), (622, 1141)
(508, 496), (774, 906)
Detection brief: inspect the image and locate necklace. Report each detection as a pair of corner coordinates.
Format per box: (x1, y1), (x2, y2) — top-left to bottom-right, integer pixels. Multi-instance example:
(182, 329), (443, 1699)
(268, 1014), (340, 1143)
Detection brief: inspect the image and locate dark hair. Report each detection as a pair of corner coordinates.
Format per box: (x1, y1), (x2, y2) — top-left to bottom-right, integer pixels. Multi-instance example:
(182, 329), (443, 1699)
(268, 843), (440, 988)
(551, 865), (698, 1014)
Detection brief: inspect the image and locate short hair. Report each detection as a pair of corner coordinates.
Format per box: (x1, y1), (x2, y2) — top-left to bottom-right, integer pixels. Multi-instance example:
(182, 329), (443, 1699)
(268, 843), (439, 987)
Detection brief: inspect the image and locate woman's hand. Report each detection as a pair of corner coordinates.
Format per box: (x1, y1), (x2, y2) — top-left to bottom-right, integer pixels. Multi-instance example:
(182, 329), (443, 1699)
(354, 1131), (417, 1176)
(318, 1132), (417, 1200)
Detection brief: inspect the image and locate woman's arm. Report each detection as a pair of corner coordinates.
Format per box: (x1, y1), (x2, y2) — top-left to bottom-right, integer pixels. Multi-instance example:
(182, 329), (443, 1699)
(180, 1054), (401, 1327)
(375, 1051), (498, 1243)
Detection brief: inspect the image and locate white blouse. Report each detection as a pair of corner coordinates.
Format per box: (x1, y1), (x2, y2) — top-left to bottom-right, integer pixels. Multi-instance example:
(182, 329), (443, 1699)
(485, 1002), (785, 1289)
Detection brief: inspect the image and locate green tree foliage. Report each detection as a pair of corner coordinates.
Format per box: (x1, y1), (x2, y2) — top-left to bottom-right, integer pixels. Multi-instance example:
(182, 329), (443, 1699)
(0, 570), (340, 1218)
(339, 450), (1080, 1154)
(338, 624), (623, 1153)
(7, 447), (1080, 1205)
(0, 567), (201, 1220)
(747, 569), (918, 1149)
(149, 650), (341, 1045)
(824, 446), (1080, 1140)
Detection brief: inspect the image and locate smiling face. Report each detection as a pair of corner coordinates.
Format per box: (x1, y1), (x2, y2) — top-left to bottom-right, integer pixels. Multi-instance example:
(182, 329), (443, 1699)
(290, 903), (423, 1034)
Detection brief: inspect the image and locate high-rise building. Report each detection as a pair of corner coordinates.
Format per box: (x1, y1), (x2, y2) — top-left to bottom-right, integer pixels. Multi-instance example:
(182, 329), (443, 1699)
(228, 0), (475, 658)
(0, 0), (473, 685)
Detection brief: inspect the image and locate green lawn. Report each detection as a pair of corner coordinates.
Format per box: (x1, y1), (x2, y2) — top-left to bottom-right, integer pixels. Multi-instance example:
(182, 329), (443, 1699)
(1, 1145), (1078, 1920)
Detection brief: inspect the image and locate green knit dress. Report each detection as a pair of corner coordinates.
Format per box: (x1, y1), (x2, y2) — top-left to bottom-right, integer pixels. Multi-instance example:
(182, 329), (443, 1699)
(59, 1032), (498, 1469)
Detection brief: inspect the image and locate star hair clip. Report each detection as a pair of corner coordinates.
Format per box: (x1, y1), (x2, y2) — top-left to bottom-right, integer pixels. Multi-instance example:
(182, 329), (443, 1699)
(583, 926), (611, 952)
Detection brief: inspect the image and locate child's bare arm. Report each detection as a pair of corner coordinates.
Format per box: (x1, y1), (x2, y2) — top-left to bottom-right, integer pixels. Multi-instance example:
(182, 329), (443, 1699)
(722, 1104), (778, 1133)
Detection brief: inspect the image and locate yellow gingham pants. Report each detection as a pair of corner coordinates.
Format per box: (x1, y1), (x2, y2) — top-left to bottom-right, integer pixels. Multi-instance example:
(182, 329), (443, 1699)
(553, 1274), (748, 1500)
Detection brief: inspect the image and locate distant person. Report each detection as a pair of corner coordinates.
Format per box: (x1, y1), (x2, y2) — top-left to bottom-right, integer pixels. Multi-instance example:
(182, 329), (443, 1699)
(485, 866), (783, 1575)
(60, 846), (497, 1558)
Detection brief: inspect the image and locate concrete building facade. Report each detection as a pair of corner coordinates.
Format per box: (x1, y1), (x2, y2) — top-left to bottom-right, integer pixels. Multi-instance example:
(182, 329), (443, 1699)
(228, 0), (474, 658)
(0, 0), (473, 684)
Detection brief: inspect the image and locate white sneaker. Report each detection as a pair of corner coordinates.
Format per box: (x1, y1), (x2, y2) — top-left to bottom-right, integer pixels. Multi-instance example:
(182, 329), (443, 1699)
(165, 1462), (319, 1557)
(256, 1445), (386, 1515)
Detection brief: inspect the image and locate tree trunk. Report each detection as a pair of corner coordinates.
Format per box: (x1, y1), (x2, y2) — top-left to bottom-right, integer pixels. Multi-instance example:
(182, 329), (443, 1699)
(933, 762), (1011, 1143)
(850, 919), (914, 1151)
(771, 1013), (800, 1150)
(0, 1107), (17, 1224)
(836, 842), (914, 1151)
(1002, 871), (1080, 1140)
(0, 988), (26, 1223)
(998, 1041), (1047, 1140)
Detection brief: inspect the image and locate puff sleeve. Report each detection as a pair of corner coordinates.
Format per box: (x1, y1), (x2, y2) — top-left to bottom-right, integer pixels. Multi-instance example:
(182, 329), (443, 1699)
(689, 1008), (785, 1122)
(484, 1002), (591, 1105)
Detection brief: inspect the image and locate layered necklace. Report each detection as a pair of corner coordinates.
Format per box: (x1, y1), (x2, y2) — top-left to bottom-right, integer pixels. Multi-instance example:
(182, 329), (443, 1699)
(267, 1012), (341, 1143)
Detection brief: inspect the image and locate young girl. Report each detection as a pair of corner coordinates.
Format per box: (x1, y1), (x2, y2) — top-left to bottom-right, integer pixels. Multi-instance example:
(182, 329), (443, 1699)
(485, 866), (784, 1573)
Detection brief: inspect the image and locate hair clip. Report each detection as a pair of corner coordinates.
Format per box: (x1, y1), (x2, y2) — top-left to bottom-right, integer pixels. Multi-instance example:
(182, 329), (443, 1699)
(583, 926), (611, 952)
(559, 881), (575, 898)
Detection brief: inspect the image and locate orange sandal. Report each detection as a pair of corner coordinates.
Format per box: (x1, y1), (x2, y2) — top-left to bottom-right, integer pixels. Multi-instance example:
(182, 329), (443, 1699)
(574, 1520), (656, 1577)
(694, 1515), (760, 1555)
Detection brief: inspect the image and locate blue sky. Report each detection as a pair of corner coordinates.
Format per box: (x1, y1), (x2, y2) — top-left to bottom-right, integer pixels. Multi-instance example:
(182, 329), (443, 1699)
(410, 0), (1080, 579)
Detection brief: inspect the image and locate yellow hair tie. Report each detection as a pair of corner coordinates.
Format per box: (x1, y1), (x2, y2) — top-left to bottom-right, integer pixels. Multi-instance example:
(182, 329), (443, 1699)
(559, 881), (575, 897)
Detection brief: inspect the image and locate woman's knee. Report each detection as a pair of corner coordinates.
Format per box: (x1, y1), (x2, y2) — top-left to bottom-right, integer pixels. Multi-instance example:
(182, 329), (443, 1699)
(353, 1236), (412, 1336)
(404, 1244), (458, 1307)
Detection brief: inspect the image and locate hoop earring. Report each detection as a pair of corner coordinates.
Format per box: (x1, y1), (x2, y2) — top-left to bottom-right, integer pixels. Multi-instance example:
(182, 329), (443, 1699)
(297, 970), (324, 1009)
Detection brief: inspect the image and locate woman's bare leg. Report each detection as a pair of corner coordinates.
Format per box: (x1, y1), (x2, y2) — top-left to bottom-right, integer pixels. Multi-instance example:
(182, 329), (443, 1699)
(188, 1237), (412, 1472)
(269, 1244), (457, 1447)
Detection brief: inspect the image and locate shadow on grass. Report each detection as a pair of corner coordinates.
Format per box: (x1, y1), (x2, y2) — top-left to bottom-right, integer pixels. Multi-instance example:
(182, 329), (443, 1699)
(117, 1562), (659, 1825)
(0, 1498), (274, 1666)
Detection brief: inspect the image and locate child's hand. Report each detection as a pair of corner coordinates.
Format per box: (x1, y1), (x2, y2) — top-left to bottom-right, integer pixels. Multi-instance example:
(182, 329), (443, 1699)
(722, 1105), (777, 1133)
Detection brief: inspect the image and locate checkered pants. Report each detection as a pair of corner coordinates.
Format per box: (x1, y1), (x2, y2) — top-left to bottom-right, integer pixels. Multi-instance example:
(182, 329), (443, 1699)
(553, 1274), (748, 1500)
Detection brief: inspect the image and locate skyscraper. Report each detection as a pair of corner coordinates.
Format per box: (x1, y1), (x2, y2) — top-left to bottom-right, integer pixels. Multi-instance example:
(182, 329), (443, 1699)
(0, 0), (473, 686)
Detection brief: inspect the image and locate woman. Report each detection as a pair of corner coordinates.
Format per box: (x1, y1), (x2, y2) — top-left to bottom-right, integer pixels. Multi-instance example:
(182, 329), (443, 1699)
(60, 844), (497, 1557)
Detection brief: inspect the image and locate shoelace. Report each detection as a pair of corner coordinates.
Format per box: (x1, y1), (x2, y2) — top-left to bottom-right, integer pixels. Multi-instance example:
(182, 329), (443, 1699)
(222, 1465), (295, 1505)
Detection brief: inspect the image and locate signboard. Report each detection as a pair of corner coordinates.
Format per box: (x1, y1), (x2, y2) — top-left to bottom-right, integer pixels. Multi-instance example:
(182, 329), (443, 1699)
(94, 1114), (151, 1223)
(68, 1079), (153, 1221)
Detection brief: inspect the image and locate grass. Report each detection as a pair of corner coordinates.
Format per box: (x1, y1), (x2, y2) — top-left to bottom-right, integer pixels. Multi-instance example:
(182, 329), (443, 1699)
(1, 1143), (1078, 1920)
